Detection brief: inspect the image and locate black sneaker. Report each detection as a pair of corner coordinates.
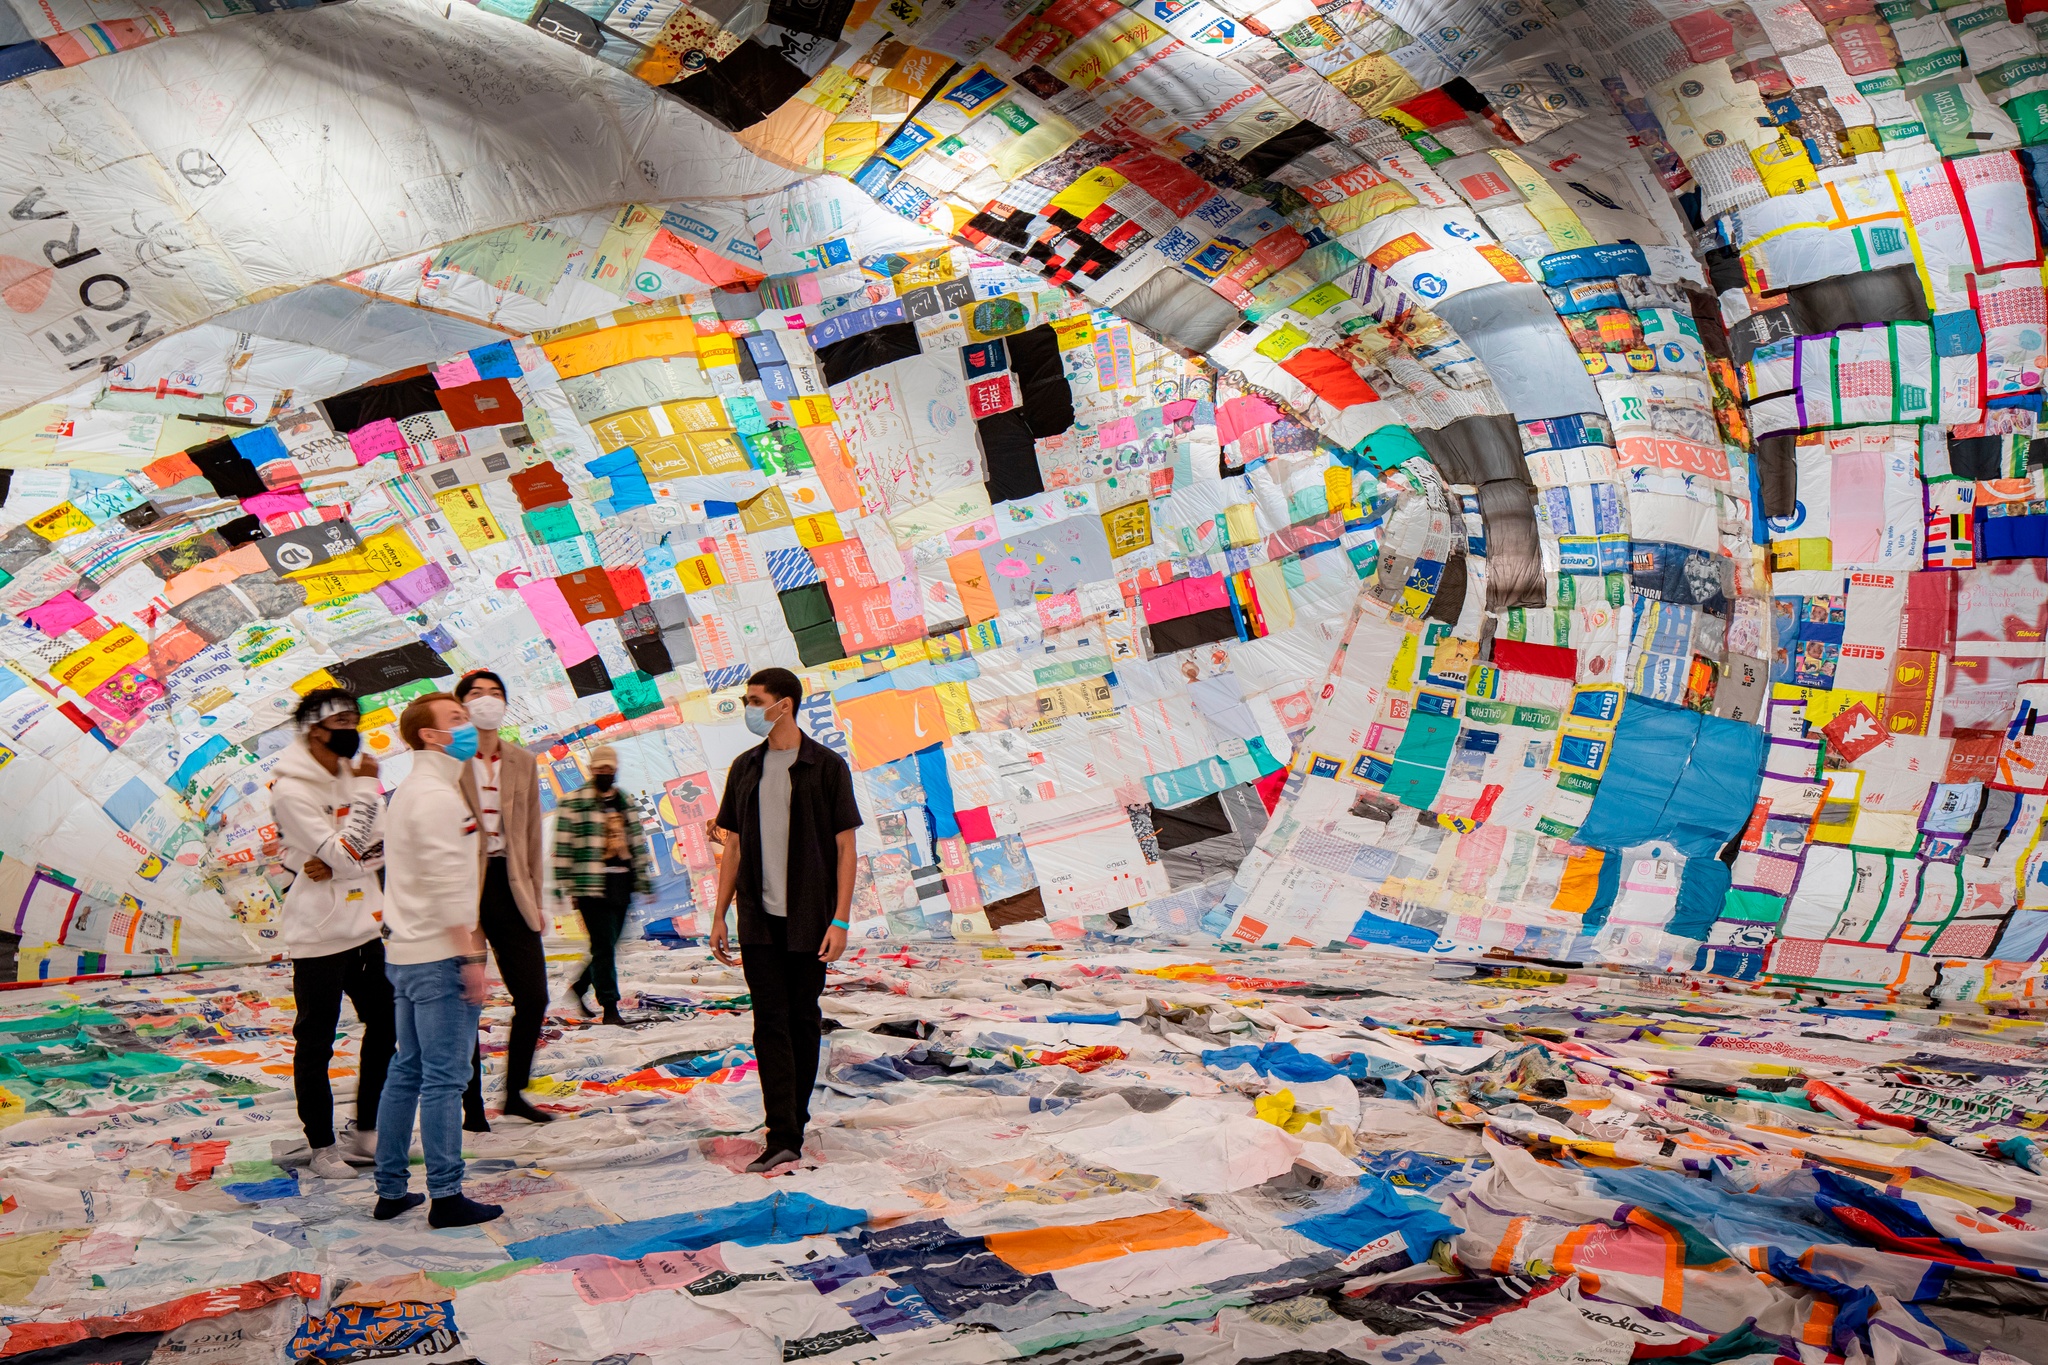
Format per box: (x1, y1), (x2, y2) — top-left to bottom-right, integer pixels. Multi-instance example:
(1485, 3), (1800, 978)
(744, 1148), (802, 1174)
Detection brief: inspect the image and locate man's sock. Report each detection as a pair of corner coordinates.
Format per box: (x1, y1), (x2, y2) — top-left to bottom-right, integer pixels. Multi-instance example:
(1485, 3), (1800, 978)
(373, 1192), (425, 1220)
(502, 1094), (554, 1123)
(429, 1194), (503, 1228)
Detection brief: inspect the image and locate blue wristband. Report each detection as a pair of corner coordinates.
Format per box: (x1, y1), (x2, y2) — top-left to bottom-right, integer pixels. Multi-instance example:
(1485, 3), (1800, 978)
(831, 919), (849, 929)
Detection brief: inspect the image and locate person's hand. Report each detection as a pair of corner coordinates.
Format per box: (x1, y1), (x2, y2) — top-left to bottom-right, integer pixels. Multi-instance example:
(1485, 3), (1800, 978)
(709, 915), (740, 967)
(819, 924), (847, 964)
(302, 857), (332, 883)
(461, 960), (487, 1005)
(351, 754), (379, 778)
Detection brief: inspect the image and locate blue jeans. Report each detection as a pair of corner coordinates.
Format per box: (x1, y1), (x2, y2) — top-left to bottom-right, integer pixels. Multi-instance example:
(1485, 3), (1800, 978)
(376, 958), (481, 1199)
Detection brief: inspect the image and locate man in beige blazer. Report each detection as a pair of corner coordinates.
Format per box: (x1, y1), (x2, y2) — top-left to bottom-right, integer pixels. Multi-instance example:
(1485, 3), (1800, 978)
(453, 670), (554, 1127)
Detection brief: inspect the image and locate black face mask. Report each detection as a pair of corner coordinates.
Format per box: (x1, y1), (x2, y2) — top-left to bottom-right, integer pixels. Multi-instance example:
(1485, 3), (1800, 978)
(592, 773), (615, 792)
(322, 728), (362, 759)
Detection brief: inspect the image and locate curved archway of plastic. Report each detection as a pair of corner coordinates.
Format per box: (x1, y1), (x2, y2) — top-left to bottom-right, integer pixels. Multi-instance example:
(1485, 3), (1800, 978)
(0, 0), (796, 416)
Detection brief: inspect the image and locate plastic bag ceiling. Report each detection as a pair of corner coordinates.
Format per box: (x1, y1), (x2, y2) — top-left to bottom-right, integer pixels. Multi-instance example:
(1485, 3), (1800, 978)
(0, 0), (2045, 1006)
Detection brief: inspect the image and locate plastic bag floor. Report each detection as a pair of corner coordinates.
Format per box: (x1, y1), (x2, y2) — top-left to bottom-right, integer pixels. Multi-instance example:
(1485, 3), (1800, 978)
(0, 938), (2044, 1365)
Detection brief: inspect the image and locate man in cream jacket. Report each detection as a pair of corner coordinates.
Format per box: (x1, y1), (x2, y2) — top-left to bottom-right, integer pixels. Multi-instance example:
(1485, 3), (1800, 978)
(271, 688), (393, 1181)
(374, 691), (501, 1229)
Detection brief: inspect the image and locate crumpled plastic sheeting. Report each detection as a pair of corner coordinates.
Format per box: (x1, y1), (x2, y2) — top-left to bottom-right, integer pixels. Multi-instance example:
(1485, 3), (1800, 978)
(0, 0), (1830, 996)
(6, 0), (2048, 1133)
(150, 288), (514, 414)
(0, 189), (1380, 972)
(0, 942), (2038, 1364)
(0, 0), (790, 412)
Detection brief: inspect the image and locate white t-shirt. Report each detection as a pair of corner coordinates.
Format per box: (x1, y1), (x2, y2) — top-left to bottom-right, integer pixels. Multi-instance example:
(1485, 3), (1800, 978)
(471, 752), (504, 856)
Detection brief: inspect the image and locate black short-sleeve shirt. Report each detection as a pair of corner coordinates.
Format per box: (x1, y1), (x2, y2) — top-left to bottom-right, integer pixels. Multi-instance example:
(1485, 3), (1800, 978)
(715, 733), (863, 952)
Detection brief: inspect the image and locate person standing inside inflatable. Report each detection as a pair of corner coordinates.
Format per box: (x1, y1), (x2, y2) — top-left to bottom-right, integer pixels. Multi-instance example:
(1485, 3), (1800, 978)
(552, 746), (651, 1027)
(374, 692), (500, 1228)
(450, 670), (552, 1129)
(272, 688), (393, 1181)
(709, 667), (862, 1173)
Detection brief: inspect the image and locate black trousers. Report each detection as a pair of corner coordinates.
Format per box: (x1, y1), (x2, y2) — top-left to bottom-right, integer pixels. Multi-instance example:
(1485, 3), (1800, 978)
(292, 938), (395, 1149)
(741, 917), (828, 1152)
(572, 868), (634, 1007)
(462, 857), (550, 1122)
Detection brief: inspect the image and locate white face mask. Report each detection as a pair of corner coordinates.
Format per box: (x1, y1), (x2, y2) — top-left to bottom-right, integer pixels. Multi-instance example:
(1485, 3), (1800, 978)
(465, 695), (507, 731)
(744, 704), (777, 737)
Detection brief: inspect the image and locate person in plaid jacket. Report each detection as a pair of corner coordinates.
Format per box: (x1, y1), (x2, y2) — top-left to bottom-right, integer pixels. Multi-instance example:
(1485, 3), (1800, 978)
(550, 746), (651, 1027)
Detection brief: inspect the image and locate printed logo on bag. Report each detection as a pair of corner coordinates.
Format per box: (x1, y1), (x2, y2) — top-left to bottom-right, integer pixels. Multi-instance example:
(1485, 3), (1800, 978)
(258, 522), (361, 575)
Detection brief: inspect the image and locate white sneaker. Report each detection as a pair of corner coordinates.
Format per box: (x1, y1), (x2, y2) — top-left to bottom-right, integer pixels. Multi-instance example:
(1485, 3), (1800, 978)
(350, 1129), (378, 1160)
(308, 1146), (357, 1180)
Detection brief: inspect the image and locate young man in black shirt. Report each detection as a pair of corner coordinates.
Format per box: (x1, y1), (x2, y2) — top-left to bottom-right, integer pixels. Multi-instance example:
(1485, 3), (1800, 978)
(710, 667), (862, 1173)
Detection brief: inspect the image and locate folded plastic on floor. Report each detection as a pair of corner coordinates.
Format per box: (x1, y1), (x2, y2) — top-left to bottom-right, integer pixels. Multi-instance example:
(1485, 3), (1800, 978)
(0, 942), (2038, 1364)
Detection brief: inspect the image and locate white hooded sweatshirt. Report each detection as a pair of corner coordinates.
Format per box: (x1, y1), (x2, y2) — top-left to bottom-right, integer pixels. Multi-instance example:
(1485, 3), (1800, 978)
(382, 748), (484, 965)
(270, 739), (385, 959)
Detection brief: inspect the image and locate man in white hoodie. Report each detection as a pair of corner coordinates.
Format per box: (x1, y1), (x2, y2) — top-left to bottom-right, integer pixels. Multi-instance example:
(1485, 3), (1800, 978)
(272, 689), (393, 1182)
(374, 691), (501, 1229)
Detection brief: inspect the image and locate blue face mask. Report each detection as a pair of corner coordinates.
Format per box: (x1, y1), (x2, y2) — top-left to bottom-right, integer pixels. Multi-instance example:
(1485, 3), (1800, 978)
(744, 705), (776, 737)
(442, 723), (479, 761)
